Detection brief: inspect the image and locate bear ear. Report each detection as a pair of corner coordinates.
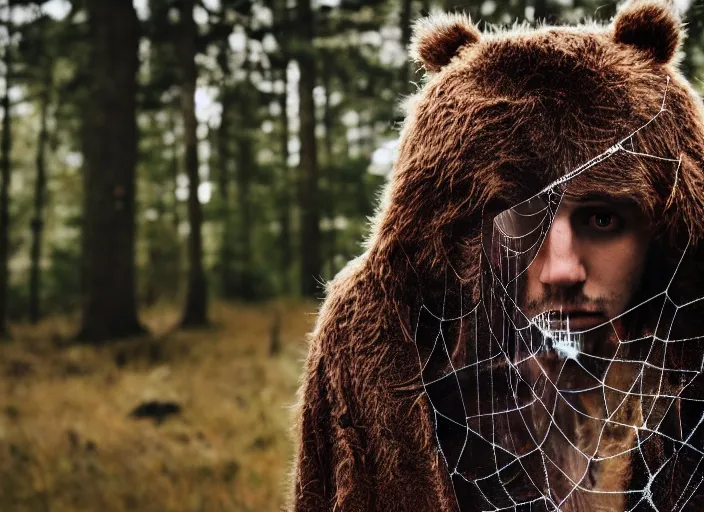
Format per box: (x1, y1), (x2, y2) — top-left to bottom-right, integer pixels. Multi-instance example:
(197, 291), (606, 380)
(410, 12), (480, 73)
(612, 0), (681, 64)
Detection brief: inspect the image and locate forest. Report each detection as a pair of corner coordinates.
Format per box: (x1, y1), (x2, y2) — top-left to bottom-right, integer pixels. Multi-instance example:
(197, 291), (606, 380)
(0, 0), (701, 510)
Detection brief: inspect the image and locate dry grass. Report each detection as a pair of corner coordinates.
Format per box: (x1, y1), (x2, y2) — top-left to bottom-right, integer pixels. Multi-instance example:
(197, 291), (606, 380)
(0, 301), (316, 512)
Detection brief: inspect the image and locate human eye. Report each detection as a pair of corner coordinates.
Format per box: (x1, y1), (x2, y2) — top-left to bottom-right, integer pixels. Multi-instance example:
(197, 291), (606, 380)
(576, 207), (624, 235)
(590, 211), (618, 230)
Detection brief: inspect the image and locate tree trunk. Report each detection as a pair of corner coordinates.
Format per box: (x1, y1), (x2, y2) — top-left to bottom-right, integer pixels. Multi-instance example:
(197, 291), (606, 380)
(681, 4), (704, 81)
(0, 8), (11, 339)
(236, 109), (255, 300)
(29, 69), (51, 324)
(321, 54), (336, 280)
(143, 172), (163, 308)
(232, 40), (256, 301)
(76, 0), (145, 343)
(277, 69), (293, 294)
(533, 0), (556, 23)
(297, 0), (321, 298)
(179, 0), (208, 327)
(400, 0), (413, 92)
(216, 41), (237, 299)
(420, 0), (430, 17)
(274, 0), (293, 295)
(169, 104), (181, 230)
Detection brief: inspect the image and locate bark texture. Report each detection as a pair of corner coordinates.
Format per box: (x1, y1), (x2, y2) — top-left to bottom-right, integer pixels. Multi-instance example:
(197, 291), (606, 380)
(274, 0), (293, 294)
(76, 0), (145, 343)
(0, 16), (11, 340)
(297, 0), (321, 298)
(235, 70), (255, 300)
(321, 53), (336, 281)
(179, 0), (208, 327)
(29, 70), (51, 324)
(216, 39), (237, 299)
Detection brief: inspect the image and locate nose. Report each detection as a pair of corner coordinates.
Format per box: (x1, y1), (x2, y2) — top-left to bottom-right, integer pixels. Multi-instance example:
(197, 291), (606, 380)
(537, 215), (587, 287)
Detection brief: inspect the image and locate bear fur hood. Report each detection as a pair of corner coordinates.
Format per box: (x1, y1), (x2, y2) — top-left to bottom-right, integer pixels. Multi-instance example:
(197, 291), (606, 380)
(290, 2), (704, 511)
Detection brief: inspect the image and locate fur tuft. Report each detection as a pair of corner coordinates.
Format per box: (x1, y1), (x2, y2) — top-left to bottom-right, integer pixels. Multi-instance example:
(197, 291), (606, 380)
(612, 0), (681, 63)
(410, 12), (480, 73)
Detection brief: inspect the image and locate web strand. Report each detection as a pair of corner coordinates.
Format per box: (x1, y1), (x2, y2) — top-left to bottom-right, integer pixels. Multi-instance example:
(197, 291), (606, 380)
(413, 78), (704, 511)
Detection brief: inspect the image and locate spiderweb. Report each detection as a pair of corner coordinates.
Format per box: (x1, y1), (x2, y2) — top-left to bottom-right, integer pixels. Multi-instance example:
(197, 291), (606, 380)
(413, 78), (704, 511)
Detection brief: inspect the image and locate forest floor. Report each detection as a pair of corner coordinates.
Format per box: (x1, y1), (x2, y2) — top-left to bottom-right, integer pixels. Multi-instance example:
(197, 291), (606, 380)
(0, 301), (317, 512)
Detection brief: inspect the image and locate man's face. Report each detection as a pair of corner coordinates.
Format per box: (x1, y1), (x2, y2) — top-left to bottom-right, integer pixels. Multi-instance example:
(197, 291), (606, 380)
(523, 192), (652, 331)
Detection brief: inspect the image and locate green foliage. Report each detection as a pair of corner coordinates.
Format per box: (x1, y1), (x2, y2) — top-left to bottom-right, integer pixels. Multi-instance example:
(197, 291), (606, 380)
(1, 0), (704, 323)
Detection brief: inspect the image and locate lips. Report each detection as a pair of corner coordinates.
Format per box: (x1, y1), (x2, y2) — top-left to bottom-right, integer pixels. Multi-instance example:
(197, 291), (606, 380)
(535, 309), (607, 331)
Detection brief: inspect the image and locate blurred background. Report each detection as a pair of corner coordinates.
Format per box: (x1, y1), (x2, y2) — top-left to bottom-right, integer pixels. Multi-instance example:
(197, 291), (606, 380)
(0, 0), (701, 510)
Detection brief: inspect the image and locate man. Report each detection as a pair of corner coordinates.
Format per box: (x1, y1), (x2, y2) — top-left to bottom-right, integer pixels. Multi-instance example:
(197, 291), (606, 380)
(291, 2), (704, 511)
(476, 135), (678, 510)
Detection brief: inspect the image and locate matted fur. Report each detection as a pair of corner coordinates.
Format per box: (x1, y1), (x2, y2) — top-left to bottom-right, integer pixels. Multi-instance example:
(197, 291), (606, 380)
(410, 12), (480, 73)
(613, 0), (682, 63)
(290, 1), (704, 510)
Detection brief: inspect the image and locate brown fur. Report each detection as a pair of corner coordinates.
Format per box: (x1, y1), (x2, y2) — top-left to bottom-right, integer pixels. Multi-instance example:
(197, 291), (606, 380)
(290, 2), (704, 510)
(411, 13), (480, 74)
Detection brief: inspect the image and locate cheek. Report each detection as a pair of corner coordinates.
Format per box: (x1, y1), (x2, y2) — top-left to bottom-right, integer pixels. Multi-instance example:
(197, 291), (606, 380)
(524, 255), (544, 301)
(588, 235), (649, 306)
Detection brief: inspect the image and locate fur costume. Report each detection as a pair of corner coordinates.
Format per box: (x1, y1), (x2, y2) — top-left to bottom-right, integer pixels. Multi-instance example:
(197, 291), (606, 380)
(290, 1), (704, 510)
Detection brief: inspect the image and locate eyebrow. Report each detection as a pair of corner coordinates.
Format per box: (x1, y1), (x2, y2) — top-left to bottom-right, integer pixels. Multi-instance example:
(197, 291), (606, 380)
(562, 192), (638, 206)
